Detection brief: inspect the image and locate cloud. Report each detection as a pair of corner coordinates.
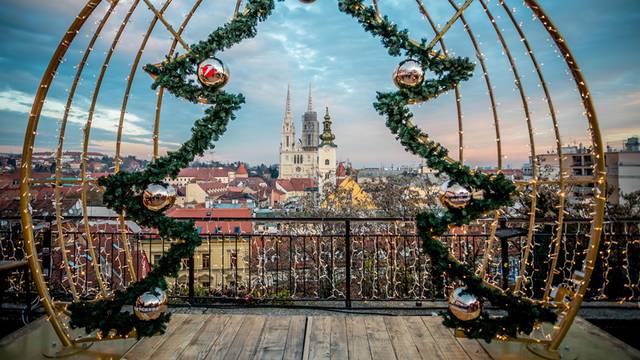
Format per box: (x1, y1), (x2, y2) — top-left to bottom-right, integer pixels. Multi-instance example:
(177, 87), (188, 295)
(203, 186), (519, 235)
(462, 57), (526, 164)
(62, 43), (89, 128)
(0, 89), (150, 137)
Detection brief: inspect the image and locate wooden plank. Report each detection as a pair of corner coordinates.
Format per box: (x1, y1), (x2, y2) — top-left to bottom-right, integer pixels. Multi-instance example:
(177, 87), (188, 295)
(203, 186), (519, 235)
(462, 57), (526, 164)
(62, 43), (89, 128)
(124, 313), (188, 359)
(384, 317), (422, 360)
(364, 316), (397, 360)
(306, 316), (331, 360)
(151, 314), (209, 359)
(255, 316), (291, 360)
(346, 316), (373, 360)
(222, 315), (266, 360)
(330, 317), (348, 360)
(201, 315), (245, 360)
(422, 317), (471, 360)
(177, 315), (231, 360)
(401, 316), (444, 360)
(455, 337), (492, 360)
(283, 316), (307, 360)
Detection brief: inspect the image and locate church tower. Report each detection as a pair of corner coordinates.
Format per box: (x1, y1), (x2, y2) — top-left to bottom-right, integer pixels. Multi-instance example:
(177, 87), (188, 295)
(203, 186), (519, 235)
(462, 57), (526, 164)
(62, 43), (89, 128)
(318, 106), (337, 187)
(301, 85), (319, 150)
(280, 84), (295, 152)
(279, 85), (296, 178)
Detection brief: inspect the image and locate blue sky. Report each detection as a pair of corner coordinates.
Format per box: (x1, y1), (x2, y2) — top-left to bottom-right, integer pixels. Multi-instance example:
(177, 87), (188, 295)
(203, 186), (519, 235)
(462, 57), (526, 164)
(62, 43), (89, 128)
(0, 0), (638, 168)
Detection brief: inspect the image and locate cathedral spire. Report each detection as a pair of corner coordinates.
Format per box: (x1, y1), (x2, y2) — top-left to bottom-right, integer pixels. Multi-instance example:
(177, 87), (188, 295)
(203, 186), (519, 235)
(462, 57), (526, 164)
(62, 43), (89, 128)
(285, 83), (292, 119)
(281, 85), (295, 151)
(307, 84), (313, 112)
(283, 84), (293, 128)
(320, 106), (336, 147)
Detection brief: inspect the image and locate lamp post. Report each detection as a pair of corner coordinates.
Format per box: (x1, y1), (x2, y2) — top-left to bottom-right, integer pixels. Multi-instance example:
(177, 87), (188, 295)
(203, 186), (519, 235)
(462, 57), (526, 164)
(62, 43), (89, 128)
(494, 217), (527, 290)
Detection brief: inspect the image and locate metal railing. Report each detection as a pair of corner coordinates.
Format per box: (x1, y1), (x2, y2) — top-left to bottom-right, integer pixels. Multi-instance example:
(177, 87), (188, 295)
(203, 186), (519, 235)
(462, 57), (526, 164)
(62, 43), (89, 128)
(1, 216), (639, 308)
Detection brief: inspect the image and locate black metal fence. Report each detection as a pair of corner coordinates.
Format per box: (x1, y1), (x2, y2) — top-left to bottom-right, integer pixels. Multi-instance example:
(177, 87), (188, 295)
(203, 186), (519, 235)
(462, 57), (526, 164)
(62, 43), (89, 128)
(1, 216), (639, 308)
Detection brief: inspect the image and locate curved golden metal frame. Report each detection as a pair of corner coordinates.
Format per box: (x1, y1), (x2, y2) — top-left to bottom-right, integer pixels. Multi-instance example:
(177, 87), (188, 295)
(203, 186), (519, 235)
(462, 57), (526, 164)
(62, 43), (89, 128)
(476, 0), (540, 294)
(54, 0), (119, 301)
(153, 0), (206, 160)
(20, 0), (104, 347)
(18, 0), (605, 354)
(114, 0), (175, 286)
(80, 0), (141, 299)
(496, 0), (566, 302)
(446, 0), (503, 170)
(414, 0), (463, 163)
(523, 0), (606, 350)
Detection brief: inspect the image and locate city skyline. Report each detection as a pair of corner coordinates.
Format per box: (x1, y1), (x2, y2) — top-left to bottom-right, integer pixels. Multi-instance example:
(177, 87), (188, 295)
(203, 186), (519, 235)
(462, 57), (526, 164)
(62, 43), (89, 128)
(0, 0), (638, 168)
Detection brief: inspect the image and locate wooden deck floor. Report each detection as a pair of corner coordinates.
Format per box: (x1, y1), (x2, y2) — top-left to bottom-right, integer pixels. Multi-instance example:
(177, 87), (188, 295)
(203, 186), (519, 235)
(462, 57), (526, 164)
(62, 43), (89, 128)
(123, 314), (490, 360)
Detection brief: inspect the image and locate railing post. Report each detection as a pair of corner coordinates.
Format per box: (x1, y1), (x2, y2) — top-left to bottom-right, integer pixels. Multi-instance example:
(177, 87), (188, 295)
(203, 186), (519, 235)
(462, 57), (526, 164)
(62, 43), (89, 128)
(42, 226), (52, 280)
(500, 235), (509, 290)
(345, 220), (352, 308)
(188, 255), (195, 304)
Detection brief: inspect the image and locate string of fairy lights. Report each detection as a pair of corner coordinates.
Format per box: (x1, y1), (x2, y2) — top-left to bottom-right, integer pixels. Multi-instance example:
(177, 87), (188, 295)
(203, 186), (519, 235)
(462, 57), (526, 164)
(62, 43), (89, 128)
(3, 219), (636, 304)
(9, 0), (618, 349)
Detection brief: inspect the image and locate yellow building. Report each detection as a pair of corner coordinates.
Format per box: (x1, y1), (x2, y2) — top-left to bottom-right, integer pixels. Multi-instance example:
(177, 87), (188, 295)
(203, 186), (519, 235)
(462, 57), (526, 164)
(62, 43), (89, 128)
(323, 176), (376, 210)
(143, 237), (251, 290)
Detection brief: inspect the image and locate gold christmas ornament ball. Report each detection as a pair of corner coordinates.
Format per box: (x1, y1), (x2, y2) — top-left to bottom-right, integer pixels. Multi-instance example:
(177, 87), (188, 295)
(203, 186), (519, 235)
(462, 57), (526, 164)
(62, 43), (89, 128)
(134, 288), (168, 321)
(441, 183), (472, 209)
(448, 287), (482, 321)
(197, 57), (229, 87)
(143, 183), (176, 211)
(393, 59), (424, 88)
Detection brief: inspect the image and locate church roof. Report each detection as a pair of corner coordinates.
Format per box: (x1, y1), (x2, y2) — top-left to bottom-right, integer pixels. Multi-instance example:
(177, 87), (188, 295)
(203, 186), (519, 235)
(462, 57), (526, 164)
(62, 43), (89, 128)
(236, 163), (248, 175)
(177, 167), (232, 180)
(336, 162), (347, 177)
(276, 178), (317, 192)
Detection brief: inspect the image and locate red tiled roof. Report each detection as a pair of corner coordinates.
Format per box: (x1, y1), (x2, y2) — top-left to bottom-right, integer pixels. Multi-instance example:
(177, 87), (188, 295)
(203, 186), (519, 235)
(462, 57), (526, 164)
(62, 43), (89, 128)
(177, 167), (232, 180)
(276, 178), (316, 192)
(198, 181), (227, 193)
(194, 220), (252, 234)
(236, 163), (248, 175)
(166, 207), (252, 219)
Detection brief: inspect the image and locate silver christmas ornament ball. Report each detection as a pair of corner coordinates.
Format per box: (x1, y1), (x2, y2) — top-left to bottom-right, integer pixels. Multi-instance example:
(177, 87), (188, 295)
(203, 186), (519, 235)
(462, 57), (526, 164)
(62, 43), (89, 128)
(197, 57), (229, 88)
(393, 59), (425, 88)
(134, 288), (168, 321)
(448, 287), (482, 321)
(441, 183), (472, 209)
(143, 183), (176, 211)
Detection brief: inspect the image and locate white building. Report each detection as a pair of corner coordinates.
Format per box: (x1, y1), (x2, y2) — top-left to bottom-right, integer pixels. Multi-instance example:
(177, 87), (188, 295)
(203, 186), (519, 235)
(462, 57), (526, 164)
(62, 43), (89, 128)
(606, 136), (640, 204)
(279, 85), (337, 186)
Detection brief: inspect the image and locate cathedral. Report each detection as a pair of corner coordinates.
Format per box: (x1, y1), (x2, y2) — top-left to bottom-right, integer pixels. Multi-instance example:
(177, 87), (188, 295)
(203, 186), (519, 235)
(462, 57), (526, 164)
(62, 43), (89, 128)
(279, 85), (337, 184)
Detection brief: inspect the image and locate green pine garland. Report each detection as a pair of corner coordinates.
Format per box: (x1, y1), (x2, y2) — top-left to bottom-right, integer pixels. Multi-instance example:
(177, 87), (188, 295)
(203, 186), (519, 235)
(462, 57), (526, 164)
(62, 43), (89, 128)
(68, 0), (279, 338)
(339, 0), (556, 341)
(68, 0), (556, 342)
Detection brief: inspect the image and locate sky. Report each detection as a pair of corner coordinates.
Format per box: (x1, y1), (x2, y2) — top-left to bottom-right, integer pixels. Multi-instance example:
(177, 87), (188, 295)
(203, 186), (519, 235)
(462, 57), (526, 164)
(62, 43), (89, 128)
(0, 0), (638, 169)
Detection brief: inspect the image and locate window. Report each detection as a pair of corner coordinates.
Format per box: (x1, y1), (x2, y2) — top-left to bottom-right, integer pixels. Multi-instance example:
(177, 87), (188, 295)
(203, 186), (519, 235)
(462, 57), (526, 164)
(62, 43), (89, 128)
(202, 254), (210, 269)
(572, 168), (583, 176)
(153, 254), (161, 268)
(307, 134), (311, 144)
(572, 156), (582, 165)
(585, 168), (593, 176)
(325, 159), (330, 165)
(286, 136), (289, 147)
(234, 226), (241, 234)
(215, 226), (222, 233)
(230, 250), (238, 268)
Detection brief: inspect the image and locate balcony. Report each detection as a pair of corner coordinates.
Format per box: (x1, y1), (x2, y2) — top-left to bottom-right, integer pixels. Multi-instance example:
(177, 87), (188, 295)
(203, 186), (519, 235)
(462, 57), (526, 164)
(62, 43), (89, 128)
(1, 216), (639, 359)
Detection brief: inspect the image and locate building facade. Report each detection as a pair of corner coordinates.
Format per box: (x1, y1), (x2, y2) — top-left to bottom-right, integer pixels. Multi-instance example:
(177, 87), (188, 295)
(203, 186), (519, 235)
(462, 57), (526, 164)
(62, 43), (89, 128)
(606, 137), (640, 204)
(279, 86), (337, 183)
